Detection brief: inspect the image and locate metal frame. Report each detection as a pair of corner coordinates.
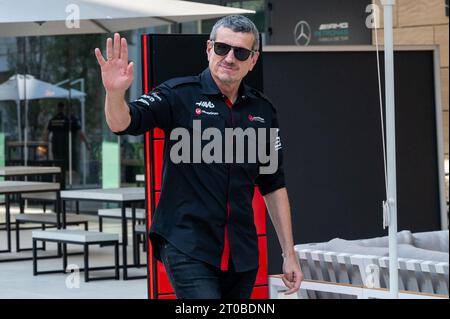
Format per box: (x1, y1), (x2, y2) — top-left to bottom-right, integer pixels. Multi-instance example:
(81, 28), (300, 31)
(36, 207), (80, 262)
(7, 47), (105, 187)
(60, 196), (146, 280)
(0, 187), (62, 262)
(15, 214), (88, 252)
(33, 237), (119, 282)
(134, 224), (148, 268)
(0, 163), (65, 231)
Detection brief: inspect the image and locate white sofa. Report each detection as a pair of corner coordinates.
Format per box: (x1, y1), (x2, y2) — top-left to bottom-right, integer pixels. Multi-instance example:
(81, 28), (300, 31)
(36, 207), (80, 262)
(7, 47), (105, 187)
(269, 230), (449, 299)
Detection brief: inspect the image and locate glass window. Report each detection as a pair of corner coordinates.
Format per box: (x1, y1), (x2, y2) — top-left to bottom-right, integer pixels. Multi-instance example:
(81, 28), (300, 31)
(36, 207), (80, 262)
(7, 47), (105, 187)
(201, 0), (266, 45)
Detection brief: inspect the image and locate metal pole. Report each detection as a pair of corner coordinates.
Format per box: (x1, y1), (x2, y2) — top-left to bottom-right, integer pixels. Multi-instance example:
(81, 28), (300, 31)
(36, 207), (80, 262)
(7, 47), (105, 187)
(16, 100), (22, 141)
(80, 79), (86, 186)
(23, 38), (28, 166)
(67, 39), (73, 187)
(382, 0), (399, 299)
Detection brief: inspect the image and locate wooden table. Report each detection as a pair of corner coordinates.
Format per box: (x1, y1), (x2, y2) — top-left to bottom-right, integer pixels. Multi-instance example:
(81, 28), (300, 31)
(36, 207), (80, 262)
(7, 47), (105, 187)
(0, 181), (60, 260)
(0, 165), (64, 227)
(0, 166), (60, 177)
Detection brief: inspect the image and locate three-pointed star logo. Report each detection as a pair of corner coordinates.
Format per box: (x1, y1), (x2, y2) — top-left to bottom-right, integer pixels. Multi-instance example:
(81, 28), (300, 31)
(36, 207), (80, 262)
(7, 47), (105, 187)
(294, 20), (312, 46)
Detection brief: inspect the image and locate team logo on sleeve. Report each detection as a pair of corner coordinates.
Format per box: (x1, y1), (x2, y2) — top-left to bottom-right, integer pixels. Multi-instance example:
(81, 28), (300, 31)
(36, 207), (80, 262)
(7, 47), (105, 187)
(135, 92), (161, 106)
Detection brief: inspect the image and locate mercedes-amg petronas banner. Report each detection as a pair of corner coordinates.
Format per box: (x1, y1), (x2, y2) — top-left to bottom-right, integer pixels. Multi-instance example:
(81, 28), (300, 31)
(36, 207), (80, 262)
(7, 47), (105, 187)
(268, 0), (372, 46)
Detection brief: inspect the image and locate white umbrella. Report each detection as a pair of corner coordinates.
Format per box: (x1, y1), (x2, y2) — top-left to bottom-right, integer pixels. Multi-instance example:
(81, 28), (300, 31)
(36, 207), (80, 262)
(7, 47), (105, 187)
(0, 0), (254, 36)
(0, 74), (85, 100)
(0, 74), (86, 160)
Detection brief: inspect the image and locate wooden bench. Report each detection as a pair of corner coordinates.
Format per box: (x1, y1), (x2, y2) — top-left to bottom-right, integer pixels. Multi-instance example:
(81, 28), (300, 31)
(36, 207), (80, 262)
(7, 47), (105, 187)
(32, 229), (120, 282)
(15, 213), (89, 252)
(133, 224), (147, 266)
(97, 208), (145, 232)
(98, 208), (145, 268)
(21, 191), (57, 213)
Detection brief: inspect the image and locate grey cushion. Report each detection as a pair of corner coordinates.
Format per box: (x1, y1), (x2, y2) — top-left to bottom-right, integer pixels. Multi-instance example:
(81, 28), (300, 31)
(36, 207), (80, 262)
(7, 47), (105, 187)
(412, 230), (449, 253)
(21, 192), (57, 201)
(296, 238), (389, 257)
(98, 208), (146, 219)
(398, 244), (449, 263)
(134, 224), (147, 233)
(295, 242), (329, 251)
(324, 238), (389, 256)
(32, 230), (119, 243)
(295, 231), (449, 262)
(357, 230), (414, 247)
(16, 213), (88, 224)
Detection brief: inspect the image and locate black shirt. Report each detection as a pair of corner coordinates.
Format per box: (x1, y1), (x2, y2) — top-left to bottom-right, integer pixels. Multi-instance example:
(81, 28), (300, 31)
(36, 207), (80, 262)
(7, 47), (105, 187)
(47, 112), (81, 163)
(116, 68), (285, 272)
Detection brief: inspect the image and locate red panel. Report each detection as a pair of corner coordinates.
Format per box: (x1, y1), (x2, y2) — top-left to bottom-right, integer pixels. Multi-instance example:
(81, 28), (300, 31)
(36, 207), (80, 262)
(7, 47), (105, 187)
(157, 260), (174, 294)
(153, 139), (164, 191)
(153, 128), (165, 139)
(158, 294), (177, 299)
(153, 190), (174, 295)
(251, 286), (268, 299)
(252, 187), (266, 235)
(255, 236), (268, 286)
(142, 34), (155, 300)
(155, 191), (160, 207)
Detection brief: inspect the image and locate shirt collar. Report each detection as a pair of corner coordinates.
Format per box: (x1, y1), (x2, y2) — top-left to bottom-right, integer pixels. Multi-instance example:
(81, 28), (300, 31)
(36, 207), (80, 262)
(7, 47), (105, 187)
(200, 68), (258, 99)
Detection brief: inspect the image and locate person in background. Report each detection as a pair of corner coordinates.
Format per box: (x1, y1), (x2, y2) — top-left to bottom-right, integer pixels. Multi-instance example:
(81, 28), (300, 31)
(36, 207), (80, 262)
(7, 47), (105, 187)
(43, 101), (90, 177)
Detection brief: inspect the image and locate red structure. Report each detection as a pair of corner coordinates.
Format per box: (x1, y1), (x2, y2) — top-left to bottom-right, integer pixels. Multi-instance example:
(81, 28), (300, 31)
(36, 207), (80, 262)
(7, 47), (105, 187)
(141, 34), (268, 299)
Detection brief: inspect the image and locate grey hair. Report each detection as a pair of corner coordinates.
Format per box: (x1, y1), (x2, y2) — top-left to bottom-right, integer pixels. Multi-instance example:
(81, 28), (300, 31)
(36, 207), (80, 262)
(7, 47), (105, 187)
(210, 15), (260, 51)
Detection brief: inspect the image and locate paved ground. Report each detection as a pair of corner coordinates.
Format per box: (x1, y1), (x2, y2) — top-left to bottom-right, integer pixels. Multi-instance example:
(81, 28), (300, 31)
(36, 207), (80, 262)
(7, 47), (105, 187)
(0, 205), (147, 299)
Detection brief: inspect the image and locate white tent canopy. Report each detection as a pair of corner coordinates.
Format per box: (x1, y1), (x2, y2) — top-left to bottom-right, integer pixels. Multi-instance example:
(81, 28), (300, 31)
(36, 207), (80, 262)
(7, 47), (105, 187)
(0, 74), (86, 143)
(0, 0), (254, 36)
(0, 74), (86, 101)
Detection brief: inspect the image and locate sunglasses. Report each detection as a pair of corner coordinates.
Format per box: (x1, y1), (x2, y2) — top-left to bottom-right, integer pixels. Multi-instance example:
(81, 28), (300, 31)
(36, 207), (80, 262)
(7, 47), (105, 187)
(211, 41), (257, 62)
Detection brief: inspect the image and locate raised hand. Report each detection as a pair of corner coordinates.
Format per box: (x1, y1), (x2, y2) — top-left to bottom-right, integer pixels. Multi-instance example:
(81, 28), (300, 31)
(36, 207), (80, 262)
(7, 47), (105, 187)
(95, 33), (134, 94)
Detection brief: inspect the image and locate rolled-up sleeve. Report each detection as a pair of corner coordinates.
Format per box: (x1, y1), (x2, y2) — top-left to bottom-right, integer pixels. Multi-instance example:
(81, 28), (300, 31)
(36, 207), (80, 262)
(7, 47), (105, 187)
(255, 107), (286, 196)
(114, 84), (173, 136)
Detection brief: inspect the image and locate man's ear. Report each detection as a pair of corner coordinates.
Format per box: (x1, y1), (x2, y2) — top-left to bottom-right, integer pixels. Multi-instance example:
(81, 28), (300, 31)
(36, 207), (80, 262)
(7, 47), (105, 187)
(206, 40), (213, 61)
(249, 51), (260, 71)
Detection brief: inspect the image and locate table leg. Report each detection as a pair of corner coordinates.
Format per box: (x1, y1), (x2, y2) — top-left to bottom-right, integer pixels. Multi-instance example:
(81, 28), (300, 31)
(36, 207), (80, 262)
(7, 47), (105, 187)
(57, 193), (63, 256)
(132, 204), (137, 266)
(5, 194), (11, 252)
(121, 203), (128, 280)
(60, 193), (66, 229)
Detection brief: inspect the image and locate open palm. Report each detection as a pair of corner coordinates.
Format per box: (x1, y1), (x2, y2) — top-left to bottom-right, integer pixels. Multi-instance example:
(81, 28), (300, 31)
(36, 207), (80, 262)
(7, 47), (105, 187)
(95, 33), (134, 93)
